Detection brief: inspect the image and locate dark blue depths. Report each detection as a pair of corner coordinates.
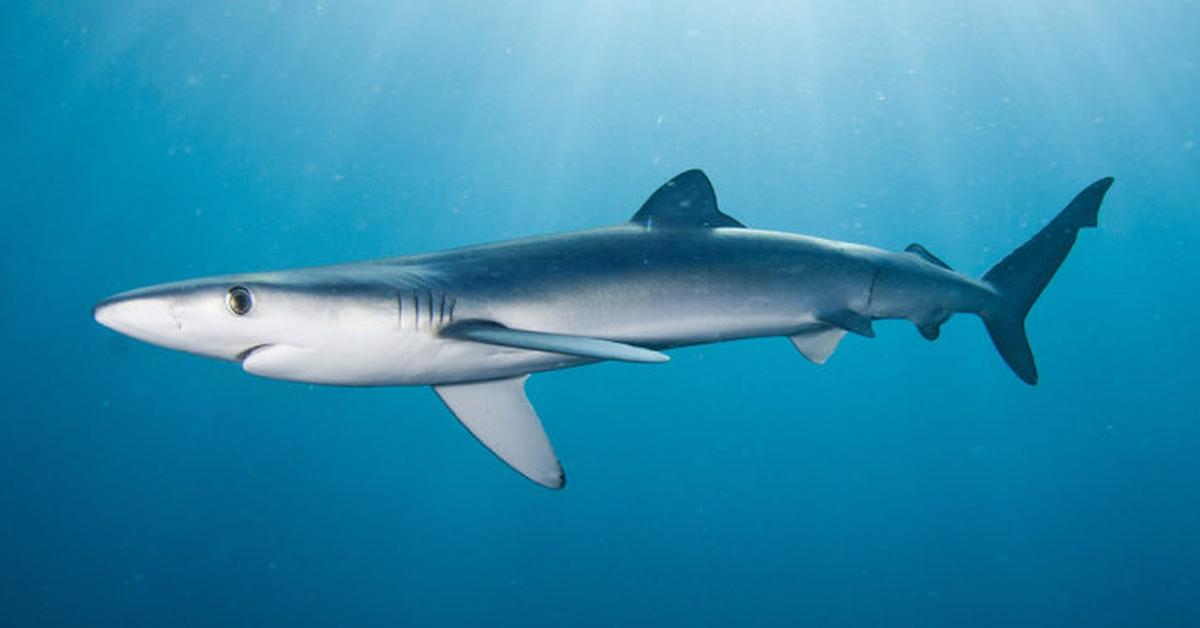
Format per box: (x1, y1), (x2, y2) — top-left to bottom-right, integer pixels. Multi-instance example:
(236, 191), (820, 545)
(2, 2), (1198, 626)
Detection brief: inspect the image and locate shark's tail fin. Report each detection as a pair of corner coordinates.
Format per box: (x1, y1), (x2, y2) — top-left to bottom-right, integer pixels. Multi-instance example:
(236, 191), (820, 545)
(980, 178), (1114, 385)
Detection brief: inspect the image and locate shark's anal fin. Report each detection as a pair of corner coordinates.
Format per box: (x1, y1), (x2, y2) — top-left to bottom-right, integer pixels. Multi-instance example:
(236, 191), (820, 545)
(630, 170), (745, 229)
(433, 376), (565, 489)
(441, 321), (669, 363)
(820, 310), (876, 338)
(790, 326), (848, 364)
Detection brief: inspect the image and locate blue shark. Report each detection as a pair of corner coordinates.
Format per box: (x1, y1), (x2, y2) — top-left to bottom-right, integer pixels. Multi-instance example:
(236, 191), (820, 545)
(94, 170), (1113, 488)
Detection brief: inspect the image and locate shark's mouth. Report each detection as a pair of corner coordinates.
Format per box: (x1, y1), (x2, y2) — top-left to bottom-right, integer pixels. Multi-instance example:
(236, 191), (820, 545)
(235, 344), (274, 362)
(238, 343), (317, 382)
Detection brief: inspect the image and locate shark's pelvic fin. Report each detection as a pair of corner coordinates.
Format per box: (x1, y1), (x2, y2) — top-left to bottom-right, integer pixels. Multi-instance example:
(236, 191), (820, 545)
(441, 321), (669, 363)
(904, 243), (953, 270)
(820, 309), (876, 338)
(434, 375), (565, 489)
(630, 169), (746, 229)
(790, 326), (848, 364)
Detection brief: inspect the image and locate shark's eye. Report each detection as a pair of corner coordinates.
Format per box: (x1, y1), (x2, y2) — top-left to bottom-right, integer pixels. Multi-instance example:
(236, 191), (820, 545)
(226, 286), (254, 316)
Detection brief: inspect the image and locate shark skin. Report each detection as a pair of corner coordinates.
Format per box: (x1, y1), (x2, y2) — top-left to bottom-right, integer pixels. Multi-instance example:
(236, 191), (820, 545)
(94, 170), (1113, 488)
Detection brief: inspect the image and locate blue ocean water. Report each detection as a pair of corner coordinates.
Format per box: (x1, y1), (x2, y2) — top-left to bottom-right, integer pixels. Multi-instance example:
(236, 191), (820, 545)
(3, 2), (1199, 626)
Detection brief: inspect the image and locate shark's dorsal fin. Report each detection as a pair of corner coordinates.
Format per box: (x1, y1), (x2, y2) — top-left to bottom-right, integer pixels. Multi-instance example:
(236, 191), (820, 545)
(904, 243), (953, 270)
(433, 375), (565, 489)
(630, 170), (745, 229)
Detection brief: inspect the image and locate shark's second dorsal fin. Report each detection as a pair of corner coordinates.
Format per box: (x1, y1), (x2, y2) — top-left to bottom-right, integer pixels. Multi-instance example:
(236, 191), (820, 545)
(630, 170), (745, 229)
(904, 243), (953, 270)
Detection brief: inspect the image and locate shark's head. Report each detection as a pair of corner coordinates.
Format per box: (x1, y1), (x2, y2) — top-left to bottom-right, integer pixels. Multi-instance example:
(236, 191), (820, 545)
(94, 267), (407, 384)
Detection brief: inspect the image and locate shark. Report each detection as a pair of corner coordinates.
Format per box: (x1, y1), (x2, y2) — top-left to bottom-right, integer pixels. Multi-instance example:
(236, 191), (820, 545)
(94, 170), (1113, 488)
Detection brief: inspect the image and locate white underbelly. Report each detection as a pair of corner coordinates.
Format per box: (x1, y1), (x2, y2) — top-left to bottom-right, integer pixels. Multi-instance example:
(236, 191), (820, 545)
(242, 330), (587, 387)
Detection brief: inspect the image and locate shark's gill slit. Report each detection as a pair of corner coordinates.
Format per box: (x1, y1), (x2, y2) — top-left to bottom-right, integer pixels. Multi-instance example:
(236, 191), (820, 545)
(411, 291), (419, 331)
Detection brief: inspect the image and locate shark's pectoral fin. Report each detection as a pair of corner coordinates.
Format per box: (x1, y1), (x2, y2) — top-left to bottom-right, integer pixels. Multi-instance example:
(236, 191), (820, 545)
(820, 310), (876, 338)
(440, 321), (669, 363)
(790, 326), (848, 365)
(433, 375), (565, 489)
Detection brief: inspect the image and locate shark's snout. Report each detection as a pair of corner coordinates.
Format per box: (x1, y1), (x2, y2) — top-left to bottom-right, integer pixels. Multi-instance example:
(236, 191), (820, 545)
(94, 291), (181, 342)
(93, 281), (283, 363)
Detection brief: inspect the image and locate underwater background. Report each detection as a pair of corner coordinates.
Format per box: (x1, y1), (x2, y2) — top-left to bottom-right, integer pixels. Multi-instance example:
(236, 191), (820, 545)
(3, 2), (1199, 626)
